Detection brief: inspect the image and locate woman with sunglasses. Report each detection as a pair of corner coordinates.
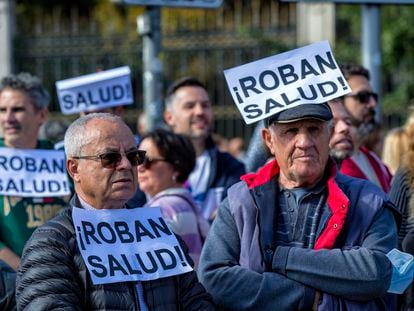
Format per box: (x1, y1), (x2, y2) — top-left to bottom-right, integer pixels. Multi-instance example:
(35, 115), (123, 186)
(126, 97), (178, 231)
(137, 129), (209, 270)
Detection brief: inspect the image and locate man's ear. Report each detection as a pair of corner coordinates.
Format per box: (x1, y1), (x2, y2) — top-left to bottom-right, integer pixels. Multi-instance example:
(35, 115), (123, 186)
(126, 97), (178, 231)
(262, 127), (275, 156)
(66, 159), (80, 182)
(38, 108), (48, 127)
(163, 110), (174, 127)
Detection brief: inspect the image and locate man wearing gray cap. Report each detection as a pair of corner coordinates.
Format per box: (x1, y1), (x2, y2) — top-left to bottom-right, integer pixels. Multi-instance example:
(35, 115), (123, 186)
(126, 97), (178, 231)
(199, 102), (399, 310)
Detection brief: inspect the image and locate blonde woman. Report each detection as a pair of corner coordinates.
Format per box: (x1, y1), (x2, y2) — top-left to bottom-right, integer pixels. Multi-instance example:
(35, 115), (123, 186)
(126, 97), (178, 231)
(382, 126), (408, 175)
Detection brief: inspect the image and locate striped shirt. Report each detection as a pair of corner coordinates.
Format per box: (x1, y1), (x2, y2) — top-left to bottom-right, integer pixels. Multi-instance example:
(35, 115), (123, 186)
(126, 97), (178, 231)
(277, 180), (327, 249)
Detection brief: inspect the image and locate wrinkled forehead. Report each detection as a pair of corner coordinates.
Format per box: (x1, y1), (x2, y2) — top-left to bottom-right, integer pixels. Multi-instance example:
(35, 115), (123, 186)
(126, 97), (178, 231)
(83, 120), (136, 151)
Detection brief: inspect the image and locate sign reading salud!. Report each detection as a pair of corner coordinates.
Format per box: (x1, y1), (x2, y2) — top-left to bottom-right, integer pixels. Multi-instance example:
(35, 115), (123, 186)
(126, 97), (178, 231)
(224, 41), (351, 124)
(72, 207), (193, 285)
(56, 66), (133, 115)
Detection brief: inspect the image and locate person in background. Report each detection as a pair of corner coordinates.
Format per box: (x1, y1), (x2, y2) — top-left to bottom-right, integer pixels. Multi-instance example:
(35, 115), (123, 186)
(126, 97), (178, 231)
(339, 64), (392, 192)
(242, 120), (272, 172)
(328, 97), (355, 168)
(136, 111), (148, 141)
(163, 77), (245, 222)
(138, 129), (209, 269)
(228, 137), (246, 162)
(16, 113), (215, 310)
(340, 64), (377, 137)
(385, 110), (414, 311)
(363, 122), (384, 158)
(389, 111), (414, 245)
(199, 102), (399, 310)
(382, 126), (408, 175)
(0, 73), (68, 271)
(400, 225), (414, 311)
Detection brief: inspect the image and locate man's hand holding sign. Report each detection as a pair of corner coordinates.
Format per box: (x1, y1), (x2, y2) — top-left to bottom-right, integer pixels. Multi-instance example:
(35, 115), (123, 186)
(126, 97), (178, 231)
(16, 113), (214, 310)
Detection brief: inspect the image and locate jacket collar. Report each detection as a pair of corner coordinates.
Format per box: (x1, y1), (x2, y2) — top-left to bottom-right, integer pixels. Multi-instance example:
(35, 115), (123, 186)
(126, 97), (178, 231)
(241, 158), (350, 250)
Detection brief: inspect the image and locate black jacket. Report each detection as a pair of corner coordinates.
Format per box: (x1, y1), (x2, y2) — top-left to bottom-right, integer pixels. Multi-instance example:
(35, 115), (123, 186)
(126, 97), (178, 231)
(16, 196), (215, 311)
(0, 260), (15, 311)
(205, 145), (245, 198)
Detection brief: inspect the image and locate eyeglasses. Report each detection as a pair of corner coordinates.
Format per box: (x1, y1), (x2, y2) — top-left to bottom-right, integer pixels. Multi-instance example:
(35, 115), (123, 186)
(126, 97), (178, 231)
(346, 90), (378, 104)
(72, 150), (146, 169)
(140, 156), (169, 169)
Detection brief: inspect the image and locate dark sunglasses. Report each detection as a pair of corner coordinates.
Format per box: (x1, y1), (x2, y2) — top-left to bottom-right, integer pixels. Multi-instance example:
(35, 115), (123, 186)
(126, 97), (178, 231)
(72, 150), (146, 169)
(141, 156), (169, 169)
(346, 90), (378, 104)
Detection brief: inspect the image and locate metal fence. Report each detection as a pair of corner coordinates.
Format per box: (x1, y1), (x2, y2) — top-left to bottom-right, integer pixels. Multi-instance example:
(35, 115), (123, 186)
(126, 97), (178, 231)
(13, 0), (297, 143)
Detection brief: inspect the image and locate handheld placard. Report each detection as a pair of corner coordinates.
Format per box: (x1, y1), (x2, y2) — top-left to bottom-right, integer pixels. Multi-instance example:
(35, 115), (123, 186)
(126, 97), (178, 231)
(72, 206), (193, 285)
(56, 66), (133, 115)
(224, 41), (351, 124)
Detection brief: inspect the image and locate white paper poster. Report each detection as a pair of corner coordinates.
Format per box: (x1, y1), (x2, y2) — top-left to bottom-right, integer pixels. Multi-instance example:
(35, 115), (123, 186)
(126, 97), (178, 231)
(0, 147), (70, 197)
(56, 66), (133, 115)
(224, 41), (351, 124)
(72, 206), (193, 285)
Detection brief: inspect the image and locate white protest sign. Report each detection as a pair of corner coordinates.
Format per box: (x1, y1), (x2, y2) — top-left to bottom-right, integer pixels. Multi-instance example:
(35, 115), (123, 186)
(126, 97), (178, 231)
(224, 41), (351, 124)
(56, 66), (133, 115)
(0, 148), (70, 197)
(72, 207), (193, 285)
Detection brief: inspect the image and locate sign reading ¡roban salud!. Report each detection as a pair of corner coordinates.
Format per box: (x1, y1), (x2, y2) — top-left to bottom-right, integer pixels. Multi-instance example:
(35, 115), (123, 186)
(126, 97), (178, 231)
(56, 66), (133, 115)
(0, 148), (70, 197)
(72, 207), (193, 285)
(224, 41), (351, 124)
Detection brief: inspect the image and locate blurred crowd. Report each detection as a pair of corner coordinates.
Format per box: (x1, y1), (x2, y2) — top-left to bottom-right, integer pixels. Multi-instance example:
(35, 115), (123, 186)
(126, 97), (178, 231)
(0, 61), (413, 311)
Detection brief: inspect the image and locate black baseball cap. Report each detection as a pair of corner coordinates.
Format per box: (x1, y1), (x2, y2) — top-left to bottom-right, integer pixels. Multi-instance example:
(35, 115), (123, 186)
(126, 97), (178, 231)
(266, 103), (333, 126)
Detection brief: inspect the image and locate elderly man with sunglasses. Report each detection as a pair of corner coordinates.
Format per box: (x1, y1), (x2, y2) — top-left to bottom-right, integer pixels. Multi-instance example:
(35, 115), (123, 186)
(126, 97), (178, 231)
(16, 113), (215, 310)
(339, 64), (392, 192)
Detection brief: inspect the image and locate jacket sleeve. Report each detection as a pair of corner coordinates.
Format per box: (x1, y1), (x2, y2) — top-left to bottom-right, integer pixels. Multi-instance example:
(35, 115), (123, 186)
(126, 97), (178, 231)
(16, 227), (82, 311)
(0, 260), (16, 311)
(199, 199), (315, 310)
(174, 235), (216, 310)
(389, 168), (413, 245)
(272, 206), (397, 301)
(402, 226), (414, 255)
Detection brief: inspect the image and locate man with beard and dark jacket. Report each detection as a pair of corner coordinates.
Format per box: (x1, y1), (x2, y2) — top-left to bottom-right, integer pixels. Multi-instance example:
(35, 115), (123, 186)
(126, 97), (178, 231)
(16, 113), (215, 310)
(339, 64), (392, 192)
(199, 102), (399, 310)
(163, 77), (245, 222)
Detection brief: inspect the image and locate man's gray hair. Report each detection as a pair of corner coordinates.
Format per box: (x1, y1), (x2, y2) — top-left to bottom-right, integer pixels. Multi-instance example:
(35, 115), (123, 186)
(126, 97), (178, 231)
(64, 113), (124, 158)
(0, 72), (50, 109)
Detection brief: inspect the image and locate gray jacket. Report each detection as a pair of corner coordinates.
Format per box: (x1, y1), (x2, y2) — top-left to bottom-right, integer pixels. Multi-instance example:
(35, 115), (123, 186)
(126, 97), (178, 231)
(199, 159), (398, 310)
